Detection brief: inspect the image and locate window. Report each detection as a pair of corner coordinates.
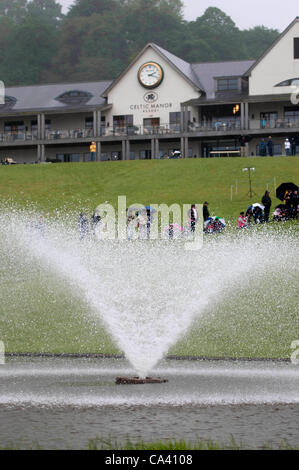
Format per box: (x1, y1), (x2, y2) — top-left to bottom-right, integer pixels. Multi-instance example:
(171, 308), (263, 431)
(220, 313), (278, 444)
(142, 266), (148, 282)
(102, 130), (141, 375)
(56, 90), (93, 105)
(275, 78), (299, 86)
(294, 38), (299, 59)
(0, 96), (16, 110)
(217, 78), (239, 91)
(31, 119), (51, 132)
(4, 121), (24, 139)
(85, 117), (93, 129)
(113, 115), (133, 129)
(169, 112), (181, 125)
(56, 154), (80, 162)
(260, 112), (278, 128)
(284, 106), (299, 121)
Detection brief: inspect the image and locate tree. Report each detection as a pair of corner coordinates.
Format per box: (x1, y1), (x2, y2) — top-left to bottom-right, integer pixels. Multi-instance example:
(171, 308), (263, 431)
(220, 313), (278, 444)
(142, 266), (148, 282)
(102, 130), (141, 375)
(187, 7), (243, 62)
(67, 0), (118, 17)
(242, 26), (279, 59)
(123, 0), (185, 56)
(1, 0), (62, 84)
(0, 0), (27, 23)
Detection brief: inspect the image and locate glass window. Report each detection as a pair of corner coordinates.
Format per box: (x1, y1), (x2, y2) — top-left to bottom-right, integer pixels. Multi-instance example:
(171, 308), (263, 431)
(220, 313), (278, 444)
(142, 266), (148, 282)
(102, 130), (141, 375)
(275, 78), (299, 87)
(113, 115), (133, 129)
(217, 79), (239, 91)
(284, 106), (299, 120)
(85, 117), (93, 129)
(169, 112), (181, 124)
(31, 119), (51, 132)
(294, 38), (299, 59)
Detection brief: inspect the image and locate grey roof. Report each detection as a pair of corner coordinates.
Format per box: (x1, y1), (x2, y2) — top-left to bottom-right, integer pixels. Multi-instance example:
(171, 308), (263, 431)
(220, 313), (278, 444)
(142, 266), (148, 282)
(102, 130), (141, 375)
(0, 45), (257, 113)
(1, 80), (112, 113)
(152, 44), (204, 90)
(191, 60), (255, 99)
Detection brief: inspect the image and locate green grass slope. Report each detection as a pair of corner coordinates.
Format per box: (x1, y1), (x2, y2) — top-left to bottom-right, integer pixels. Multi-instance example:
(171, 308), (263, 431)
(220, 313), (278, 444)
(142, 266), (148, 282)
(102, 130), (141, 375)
(1, 157), (298, 219)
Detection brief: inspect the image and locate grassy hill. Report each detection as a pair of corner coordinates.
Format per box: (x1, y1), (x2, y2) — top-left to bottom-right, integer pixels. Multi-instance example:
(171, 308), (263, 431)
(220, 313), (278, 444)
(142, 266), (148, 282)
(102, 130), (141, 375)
(1, 157), (298, 220)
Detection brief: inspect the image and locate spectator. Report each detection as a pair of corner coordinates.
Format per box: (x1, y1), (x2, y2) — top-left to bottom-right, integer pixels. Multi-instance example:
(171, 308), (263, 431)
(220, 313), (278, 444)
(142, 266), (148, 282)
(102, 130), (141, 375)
(78, 213), (89, 240)
(240, 136), (246, 157)
(238, 212), (248, 229)
(284, 138), (291, 156)
(90, 141), (96, 161)
(261, 190), (272, 222)
(267, 136), (273, 156)
(291, 137), (297, 156)
(259, 138), (267, 156)
(203, 202), (210, 221)
(189, 204), (198, 233)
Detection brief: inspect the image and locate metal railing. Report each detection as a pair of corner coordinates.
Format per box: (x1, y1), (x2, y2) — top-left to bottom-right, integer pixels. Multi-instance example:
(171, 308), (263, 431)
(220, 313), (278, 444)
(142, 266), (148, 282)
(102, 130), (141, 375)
(46, 128), (94, 140)
(0, 131), (38, 142)
(3, 118), (298, 143)
(188, 120), (241, 132)
(249, 118), (299, 130)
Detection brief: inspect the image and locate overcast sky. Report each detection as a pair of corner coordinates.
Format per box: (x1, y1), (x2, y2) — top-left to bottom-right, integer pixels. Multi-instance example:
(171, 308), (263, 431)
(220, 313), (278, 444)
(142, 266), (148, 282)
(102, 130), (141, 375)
(59, 0), (298, 32)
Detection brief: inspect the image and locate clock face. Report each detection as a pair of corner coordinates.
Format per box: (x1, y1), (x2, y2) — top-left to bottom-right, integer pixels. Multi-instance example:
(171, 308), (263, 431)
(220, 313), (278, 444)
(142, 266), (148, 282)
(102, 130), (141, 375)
(138, 62), (164, 89)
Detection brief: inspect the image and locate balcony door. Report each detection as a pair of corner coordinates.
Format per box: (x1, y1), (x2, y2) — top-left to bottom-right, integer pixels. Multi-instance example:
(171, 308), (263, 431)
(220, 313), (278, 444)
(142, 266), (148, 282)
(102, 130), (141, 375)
(143, 118), (160, 133)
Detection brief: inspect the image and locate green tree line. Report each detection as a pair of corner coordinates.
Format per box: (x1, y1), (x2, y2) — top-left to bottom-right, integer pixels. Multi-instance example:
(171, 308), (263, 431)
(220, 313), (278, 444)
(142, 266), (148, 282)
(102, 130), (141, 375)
(0, 0), (280, 86)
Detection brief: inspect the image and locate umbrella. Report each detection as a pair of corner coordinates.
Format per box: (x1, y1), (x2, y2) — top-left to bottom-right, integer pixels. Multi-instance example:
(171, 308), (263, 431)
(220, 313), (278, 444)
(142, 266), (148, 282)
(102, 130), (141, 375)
(204, 216), (226, 228)
(276, 182), (298, 201)
(145, 206), (157, 213)
(252, 203), (265, 210)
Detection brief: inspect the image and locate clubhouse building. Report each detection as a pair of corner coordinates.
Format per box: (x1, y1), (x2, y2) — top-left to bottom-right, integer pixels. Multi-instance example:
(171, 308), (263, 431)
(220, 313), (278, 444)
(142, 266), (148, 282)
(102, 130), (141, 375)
(1, 17), (299, 163)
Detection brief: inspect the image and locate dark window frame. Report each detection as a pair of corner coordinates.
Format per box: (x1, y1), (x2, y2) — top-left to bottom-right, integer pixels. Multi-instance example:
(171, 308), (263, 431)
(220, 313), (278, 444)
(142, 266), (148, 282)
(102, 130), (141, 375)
(294, 38), (299, 59)
(217, 78), (239, 91)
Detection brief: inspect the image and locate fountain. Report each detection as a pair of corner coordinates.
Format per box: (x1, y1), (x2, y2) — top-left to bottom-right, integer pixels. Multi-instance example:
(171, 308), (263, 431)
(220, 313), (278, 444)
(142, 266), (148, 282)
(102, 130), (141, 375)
(0, 206), (298, 380)
(0, 206), (299, 448)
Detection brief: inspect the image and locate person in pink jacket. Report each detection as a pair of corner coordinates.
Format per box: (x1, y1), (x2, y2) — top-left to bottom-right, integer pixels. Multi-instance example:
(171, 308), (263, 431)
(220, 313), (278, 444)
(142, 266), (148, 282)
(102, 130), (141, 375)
(238, 212), (248, 229)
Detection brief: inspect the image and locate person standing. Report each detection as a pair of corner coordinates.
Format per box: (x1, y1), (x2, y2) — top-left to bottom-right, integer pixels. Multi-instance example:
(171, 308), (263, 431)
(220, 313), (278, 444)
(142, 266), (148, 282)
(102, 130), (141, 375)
(284, 138), (291, 156)
(90, 212), (101, 239)
(291, 137), (297, 156)
(203, 202), (210, 222)
(267, 136), (273, 156)
(259, 138), (267, 156)
(189, 204), (198, 232)
(90, 141), (96, 161)
(78, 213), (89, 240)
(291, 190), (299, 218)
(262, 190), (272, 222)
(240, 136), (246, 157)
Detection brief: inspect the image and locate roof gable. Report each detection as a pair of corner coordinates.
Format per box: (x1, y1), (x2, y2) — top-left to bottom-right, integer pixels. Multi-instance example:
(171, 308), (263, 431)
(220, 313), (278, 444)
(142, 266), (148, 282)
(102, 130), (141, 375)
(102, 43), (204, 97)
(245, 17), (299, 76)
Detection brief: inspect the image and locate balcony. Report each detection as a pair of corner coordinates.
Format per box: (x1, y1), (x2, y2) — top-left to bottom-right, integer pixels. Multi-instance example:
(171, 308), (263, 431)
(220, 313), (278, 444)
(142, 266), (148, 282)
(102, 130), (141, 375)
(101, 124), (182, 136)
(46, 128), (94, 140)
(0, 131), (38, 142)
(249, 118), (299, 130)
(188, 120), (241, 132)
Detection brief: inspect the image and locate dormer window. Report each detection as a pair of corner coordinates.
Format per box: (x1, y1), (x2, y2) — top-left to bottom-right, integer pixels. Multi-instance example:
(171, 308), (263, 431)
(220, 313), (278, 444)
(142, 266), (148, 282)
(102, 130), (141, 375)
(0, 96), (17, 110)
(56, 90), (93, 105)
(294, 38), (299, 59)
(275, 78), (299, 87)
(217, 78), (239, 91)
